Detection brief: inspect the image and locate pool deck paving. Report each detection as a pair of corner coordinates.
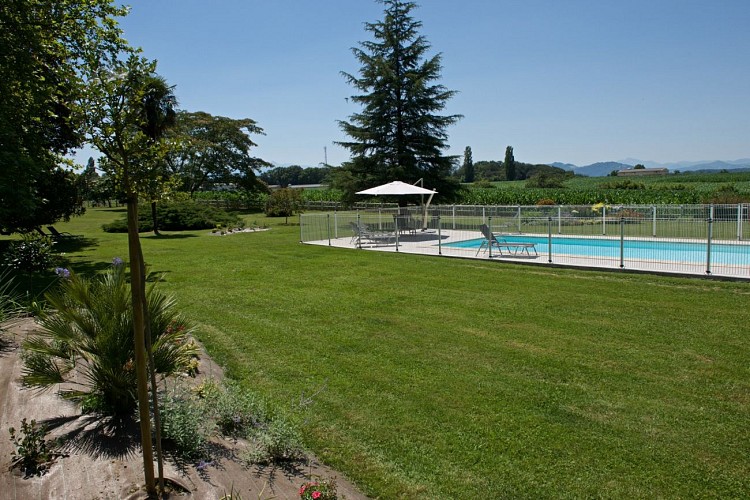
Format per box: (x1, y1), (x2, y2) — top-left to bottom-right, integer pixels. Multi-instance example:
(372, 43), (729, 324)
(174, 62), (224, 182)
(304, 229), (750, 280)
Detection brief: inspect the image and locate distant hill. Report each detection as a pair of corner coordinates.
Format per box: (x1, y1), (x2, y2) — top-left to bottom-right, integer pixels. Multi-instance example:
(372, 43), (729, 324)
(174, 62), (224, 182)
(574, 162), (633, 177)
(549, 158), (750, 176)
(618, 158), (750, 173)
(550, 162), (577, 171)
(549, 161), (634, 176)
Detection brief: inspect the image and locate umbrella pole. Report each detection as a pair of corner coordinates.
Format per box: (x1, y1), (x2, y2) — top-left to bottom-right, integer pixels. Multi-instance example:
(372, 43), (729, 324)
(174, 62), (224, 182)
(422, 191), (436, 231)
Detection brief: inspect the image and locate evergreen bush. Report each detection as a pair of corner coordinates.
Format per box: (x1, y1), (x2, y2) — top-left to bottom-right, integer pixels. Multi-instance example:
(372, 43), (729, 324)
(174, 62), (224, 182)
(102, 201), (244, 232)
(2, 233), (57, 273)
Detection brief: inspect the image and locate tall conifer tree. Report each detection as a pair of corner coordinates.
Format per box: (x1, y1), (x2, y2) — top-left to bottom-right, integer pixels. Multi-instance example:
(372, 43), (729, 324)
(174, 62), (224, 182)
(337, 0), (462, 202)
(463, 146), (474, 183)
(504, 145), (516, 181)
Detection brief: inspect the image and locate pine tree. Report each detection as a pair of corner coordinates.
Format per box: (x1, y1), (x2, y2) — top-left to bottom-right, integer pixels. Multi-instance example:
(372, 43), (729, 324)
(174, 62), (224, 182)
(462, 146), (474, 183)
(336, 0), (462, 202)
(504, 146), (516, 181)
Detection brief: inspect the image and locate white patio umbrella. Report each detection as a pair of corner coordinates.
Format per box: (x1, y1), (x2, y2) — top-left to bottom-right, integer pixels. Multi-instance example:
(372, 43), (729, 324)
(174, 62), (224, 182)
(356, 180), (437, 230)
(356, 180), (436, 196)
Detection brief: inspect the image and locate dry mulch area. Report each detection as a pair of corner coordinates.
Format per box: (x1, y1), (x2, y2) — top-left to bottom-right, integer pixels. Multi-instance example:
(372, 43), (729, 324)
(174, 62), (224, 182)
(0, 318), (367, 499)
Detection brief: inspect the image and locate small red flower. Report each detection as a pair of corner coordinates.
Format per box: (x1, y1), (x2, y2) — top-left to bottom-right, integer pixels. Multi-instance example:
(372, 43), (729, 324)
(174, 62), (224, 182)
(312, 492), (321, 499)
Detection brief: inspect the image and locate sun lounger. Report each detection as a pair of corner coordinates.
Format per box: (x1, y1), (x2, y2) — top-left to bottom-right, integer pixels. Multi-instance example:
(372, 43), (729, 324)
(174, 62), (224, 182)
(350, 221), (396, 247)
(476, 224), (537, 257)
(46, 226), (76, 239)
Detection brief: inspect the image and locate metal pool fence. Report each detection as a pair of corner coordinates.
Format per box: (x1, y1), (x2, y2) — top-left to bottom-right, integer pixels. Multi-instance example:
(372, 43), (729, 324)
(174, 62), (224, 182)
(299, 204), (750, 279)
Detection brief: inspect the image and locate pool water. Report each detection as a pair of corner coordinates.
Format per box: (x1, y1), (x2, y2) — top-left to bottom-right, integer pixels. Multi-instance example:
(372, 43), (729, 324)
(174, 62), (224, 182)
(443, 235), (750, 265)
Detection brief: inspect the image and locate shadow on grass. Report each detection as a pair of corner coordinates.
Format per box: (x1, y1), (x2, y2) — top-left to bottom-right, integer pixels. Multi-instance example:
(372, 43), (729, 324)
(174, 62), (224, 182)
(145, 270), (171, 282)
(68, 259), (120, 276)
(53, 237), (99, 254)
(141, 233), (198, 240)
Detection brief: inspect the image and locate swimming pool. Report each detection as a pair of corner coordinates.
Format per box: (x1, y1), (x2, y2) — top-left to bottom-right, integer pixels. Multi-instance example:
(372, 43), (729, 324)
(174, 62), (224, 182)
(443, 235), (750, 266)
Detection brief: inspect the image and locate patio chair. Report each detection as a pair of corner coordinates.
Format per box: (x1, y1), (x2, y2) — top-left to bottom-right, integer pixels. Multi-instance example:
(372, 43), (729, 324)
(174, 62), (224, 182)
(46, 226), (76, 239)
(393, 214), (420, 234)
(34, 227), (51, 238)
(476, 224), (537, 257)
(350, 221), (396, 247)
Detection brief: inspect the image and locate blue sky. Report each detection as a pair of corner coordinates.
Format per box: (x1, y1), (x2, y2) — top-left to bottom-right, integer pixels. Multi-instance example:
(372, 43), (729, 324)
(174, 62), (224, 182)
(100, 0), (750, 167)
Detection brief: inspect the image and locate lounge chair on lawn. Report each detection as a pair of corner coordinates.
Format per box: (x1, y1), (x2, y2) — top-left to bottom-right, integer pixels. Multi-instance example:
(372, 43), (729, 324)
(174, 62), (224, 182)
(46, 226), (76, 239)
(476, 224), (537, 257)
(350, 221), (396, 248)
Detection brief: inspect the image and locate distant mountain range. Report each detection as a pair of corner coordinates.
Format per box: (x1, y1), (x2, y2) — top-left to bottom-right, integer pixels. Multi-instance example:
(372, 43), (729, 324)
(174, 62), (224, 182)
(550, 159), (750, 177)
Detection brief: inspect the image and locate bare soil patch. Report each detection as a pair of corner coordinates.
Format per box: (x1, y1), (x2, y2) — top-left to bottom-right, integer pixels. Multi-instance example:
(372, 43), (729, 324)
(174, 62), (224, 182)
(0, 318), (367, 499)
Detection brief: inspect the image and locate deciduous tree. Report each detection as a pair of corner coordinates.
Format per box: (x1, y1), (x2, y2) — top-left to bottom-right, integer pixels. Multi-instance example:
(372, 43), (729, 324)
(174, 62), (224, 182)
(0, 0), (128, 233)
(84, 55), (175, 496)
(167, 111), (270, 196)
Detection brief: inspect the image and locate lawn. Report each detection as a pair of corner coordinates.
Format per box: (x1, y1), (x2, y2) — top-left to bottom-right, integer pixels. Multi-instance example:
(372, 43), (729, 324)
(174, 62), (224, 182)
(11, 207), (750, 498)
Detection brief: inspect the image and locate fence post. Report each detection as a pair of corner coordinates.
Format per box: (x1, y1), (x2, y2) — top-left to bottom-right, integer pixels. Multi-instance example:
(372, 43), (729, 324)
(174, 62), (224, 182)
(518, 205), (522, 233)
(557, 206), (562, 234)
(395, 216), (399, 252)
(356, 212), (361, 249)
(299, 214), (304, 243)
(488, 216), (493, 258)
(547, 217), (553, 263)
(482, 206), (486, 225)
(620, 217), (625, 268)
(706, 206), (714, 275)
(438, 215), (442, 255)
(452, 205), (456, 230)
(602, 205), (607, 235)
(652, 206), (657, 237)
(334, 210), (338, 239)
(326, 214), (331, 246)
(737, 204), (743, 241)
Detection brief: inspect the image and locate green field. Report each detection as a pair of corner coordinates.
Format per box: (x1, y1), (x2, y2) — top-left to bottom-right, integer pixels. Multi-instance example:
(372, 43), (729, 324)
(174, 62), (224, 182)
(6, 208), (750, 498)
(458, 171), (750, 206)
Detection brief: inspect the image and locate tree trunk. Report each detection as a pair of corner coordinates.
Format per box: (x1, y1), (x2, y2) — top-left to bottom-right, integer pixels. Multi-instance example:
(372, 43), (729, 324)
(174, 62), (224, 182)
(138, 246), (165, 493)
(126, 194), (156, 496)
(151, 201), (160, 235)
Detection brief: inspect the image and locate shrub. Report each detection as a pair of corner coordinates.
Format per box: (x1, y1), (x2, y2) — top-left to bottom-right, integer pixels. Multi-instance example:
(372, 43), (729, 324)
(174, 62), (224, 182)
(2, 233), (57, 273)
(9, 418), (60, 477)
(536, 198), (556, 206)
(299, 477), (338, 500)
(265, 188), (303, 219)
(194, 380), (307, 465)
(206, 381), (268, 437)
(159, 384), (209, 458)
(102, 201), (244, 232)
(243, 416), (306, 465)
(21, 262), (199, 416)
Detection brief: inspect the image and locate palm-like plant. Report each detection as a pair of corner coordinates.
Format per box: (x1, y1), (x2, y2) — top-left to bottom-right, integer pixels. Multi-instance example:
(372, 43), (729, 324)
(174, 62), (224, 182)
(21, 264), (198, 416)
(0, 268), (22, 333)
